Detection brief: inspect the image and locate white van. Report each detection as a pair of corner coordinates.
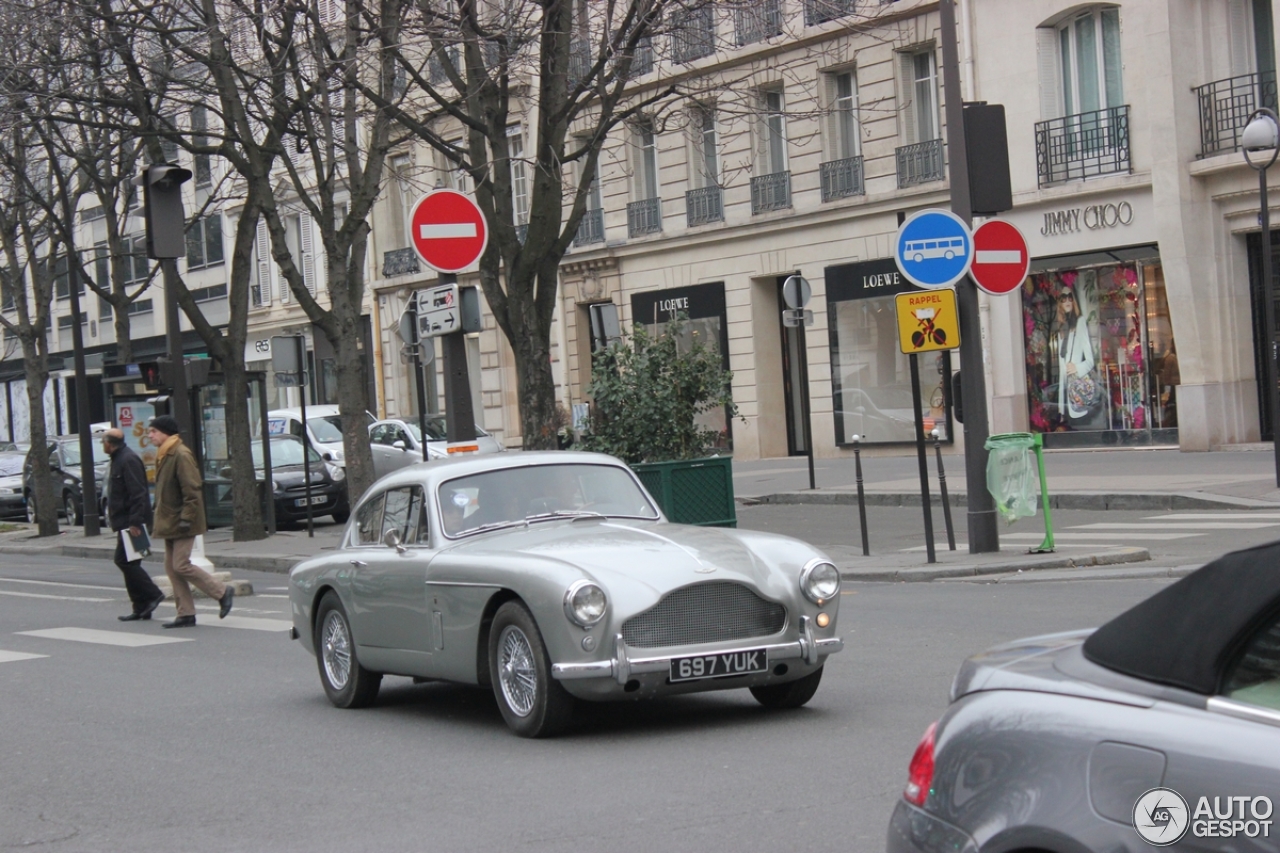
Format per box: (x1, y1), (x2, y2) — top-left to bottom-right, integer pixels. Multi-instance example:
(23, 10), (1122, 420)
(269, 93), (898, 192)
(266, 406), (375, 471)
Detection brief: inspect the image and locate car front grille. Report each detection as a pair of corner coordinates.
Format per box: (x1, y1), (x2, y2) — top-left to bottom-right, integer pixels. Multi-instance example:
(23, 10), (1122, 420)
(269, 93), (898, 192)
(621, 581), (787, 648)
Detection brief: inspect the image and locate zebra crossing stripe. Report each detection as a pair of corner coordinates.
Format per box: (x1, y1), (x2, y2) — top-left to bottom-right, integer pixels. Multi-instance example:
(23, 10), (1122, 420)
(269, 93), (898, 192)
(0, 650), (48, 663)
(15, 627), (192, 647)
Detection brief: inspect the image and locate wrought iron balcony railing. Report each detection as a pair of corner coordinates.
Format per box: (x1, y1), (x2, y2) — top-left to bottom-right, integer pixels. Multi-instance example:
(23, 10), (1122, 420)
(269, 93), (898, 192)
(573, 208), (605, 246)
(804, 0), (858, 26)
(751, 171), (791, 214)
(820, 155), (865, 201)
(627, 197), (662, 237)
(627, 37), (654, 77)
(1034, 105), (1130, 186)
(895, 139), (946, 188)
(672, 7), (715, 63)
(735, 0), (782, 46)
(382, 247), (420, 278)
(685, 186), (724, 226)
(1196, 71), (1278, 157)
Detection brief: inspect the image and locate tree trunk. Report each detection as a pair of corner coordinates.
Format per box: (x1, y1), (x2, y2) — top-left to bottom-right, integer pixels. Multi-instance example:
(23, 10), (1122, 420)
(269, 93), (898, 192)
(21, 337), (59, 536)
(222, 359), (266, 541)
(332, 315), (376, 501)
(113, 303), (133, 365)
(513, 325), (557, 451)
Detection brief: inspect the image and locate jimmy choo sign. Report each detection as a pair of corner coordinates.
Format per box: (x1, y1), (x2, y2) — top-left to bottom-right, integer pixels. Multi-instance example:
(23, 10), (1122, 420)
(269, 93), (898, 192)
(1041, 200), (1135, 236)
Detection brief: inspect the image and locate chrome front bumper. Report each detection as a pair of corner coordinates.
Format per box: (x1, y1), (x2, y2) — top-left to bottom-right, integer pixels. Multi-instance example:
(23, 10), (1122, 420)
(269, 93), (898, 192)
(552, 615), (844, 684)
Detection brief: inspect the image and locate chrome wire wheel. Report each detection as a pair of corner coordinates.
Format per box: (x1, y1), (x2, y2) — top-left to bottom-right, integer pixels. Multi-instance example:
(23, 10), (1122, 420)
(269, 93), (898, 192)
(321, 610), (352, 690)
(497, 624), (537, 717)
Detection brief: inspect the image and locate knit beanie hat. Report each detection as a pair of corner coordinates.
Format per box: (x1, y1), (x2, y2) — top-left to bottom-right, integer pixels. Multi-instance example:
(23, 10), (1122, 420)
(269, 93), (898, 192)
(150, 415), (181, 437)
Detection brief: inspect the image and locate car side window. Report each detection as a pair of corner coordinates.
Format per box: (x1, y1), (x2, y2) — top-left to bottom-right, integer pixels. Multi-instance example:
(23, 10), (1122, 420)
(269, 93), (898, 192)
(406, 487), (429, 544)
(288, 420), (304, 438)
(354, 493), (386, 546)
(377, 486), (429, 545)
(371, 424), (395, 446)
(382, 488), (412, 541)
(1223, 609), (1280, 711)
(393, 427), (410, 446)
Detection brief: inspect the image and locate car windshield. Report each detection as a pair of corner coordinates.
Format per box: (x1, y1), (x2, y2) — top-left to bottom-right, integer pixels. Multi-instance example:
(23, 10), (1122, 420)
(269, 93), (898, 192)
(251, 438), (322, 468)
(438, 463), (659, 537)
(0, 454), (23, 476)
(309, 416), (345, 443)
(62, 441), (109, 467)
(404, 417), (488, 443)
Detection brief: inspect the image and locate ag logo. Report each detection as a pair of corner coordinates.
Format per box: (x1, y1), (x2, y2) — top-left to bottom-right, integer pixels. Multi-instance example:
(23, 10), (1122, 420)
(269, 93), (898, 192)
(1133, 787), (1190, 846)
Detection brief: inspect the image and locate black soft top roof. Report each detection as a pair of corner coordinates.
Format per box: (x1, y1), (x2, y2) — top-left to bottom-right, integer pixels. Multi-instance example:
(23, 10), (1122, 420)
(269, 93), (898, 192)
(1082, 541), (1280, 695)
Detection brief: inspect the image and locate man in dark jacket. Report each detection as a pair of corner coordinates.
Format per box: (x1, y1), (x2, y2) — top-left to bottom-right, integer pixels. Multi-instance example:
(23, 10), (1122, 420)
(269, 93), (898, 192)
(103, 429), (165, 621)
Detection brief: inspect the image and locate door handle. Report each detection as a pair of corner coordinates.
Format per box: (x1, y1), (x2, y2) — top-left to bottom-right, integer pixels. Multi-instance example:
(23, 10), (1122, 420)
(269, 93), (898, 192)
(349, 559), (367, 568)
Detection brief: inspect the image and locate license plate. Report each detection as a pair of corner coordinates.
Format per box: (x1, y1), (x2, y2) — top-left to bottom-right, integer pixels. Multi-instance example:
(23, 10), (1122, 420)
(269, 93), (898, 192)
(669, 648), (767, 683)
(295, 495), (327, 507)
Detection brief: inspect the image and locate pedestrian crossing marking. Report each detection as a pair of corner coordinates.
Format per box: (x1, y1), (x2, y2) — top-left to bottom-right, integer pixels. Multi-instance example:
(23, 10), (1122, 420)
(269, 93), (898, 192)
(1069, 522), (1279, 531)
(0, 577), (121, 592)
(1002, 532), (1199, 541)
(15, 627), (193, 647)
(0, 590), (114, 603)
(0, 650), (49, 663)
(188, 614), (292, 632)
(1153, 513), (1280, 520)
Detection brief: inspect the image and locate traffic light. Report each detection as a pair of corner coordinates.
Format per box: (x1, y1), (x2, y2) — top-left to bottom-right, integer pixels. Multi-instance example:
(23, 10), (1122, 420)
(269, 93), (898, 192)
(136, 360), (178, 390)
(142, 163), (193, 260)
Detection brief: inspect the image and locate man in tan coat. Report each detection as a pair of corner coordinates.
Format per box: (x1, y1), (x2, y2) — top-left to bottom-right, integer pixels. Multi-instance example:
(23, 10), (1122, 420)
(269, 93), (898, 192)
(147, 415), (233, 628)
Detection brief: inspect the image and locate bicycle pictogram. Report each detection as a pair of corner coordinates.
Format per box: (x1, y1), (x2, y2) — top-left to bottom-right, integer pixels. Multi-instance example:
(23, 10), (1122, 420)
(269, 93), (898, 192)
(910, 308), (948, 349)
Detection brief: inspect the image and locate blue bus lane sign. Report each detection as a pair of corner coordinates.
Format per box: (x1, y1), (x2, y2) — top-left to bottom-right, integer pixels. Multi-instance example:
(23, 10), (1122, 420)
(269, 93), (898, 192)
(894, 209), (974, 289)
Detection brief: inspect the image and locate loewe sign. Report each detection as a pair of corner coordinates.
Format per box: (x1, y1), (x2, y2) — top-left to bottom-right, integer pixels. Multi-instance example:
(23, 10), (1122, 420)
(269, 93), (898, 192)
(1040, 201), (1134, 237)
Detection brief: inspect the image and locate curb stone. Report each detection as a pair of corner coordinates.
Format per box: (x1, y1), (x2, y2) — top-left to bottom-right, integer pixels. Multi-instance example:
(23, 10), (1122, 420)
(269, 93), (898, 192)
(838, 546), (1150, 583)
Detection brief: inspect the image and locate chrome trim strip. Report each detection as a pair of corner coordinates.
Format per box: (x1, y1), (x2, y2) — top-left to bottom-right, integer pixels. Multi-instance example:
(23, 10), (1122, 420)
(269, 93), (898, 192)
(551, 635), (844, 681)
(424, 581), (502, 588)
(1207, 696), (1280, 729)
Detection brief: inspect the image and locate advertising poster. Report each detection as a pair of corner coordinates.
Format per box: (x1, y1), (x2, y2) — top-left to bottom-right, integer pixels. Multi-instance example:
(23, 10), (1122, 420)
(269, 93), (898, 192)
(115, 401), (157, 483)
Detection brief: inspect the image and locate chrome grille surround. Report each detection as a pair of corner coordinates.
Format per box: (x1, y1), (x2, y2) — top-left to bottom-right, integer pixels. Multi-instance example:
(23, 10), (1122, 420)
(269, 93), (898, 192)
(621, 581), (787, 648)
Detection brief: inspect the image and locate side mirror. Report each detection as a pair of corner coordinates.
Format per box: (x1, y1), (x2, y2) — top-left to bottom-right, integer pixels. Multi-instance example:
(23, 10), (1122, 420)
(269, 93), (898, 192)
(322, 452), (333, 461)
(383, 528), (406, 553)
(392, 440), (407, 451)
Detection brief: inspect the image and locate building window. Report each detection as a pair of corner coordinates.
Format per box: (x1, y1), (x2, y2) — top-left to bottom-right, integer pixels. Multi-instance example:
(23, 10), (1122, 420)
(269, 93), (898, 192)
(671, 5), (715, 64)
(190, 283), (228, 303)
(252, 218), (272, 307)
(53, 255), (78, 301)
(186, 214), (224, 270)
(735, 0), (782, 46)
(691, 104), (719, 188)
(191, 104), (212, 187)
(762, 89), (788, 175)
(1054, 6), (1123, 119)
(830, 71), (860, 159)
(898, 48), (939, 144)
(804, 0), (858, 27)
(508, 126), (530, 232)
(127, 298), (153, 316)
(635, 119), (660, 200)
(388, 153), (414, 248)
(282, 212), (316, 298)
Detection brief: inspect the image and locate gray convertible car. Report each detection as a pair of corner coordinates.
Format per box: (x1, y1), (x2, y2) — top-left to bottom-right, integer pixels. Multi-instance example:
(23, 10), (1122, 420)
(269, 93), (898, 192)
(888, 543), (1280, 853)
(289, 451), (844, 737)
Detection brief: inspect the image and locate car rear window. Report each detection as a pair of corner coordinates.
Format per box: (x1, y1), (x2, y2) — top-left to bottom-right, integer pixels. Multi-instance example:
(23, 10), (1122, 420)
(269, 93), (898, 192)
(1224, 609), (1280, 711)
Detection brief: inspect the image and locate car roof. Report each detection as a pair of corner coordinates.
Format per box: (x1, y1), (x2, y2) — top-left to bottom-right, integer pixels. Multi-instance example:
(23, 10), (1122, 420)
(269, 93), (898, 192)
(268, 405), (342, 418)
(362, 451), (634, 495)
(1082, 540), (1280, 694)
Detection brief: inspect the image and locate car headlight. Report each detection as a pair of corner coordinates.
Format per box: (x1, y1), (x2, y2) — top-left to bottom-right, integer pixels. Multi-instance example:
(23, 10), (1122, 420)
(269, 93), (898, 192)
(799, 558), (841, 605)
(563, 580), (607, 628)
(327, 463), (345, 482)
(271, 480), (281, 493)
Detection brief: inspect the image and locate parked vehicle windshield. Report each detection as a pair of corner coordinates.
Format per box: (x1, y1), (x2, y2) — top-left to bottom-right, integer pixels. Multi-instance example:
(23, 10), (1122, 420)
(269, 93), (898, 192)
(0, 454), (23, 476)
(309, 416), (345, 443)
(405, 417), (488, 444)
(439, 463), (658, 536)
(251, 438), (323, 469)
(61, 441), (109, 467)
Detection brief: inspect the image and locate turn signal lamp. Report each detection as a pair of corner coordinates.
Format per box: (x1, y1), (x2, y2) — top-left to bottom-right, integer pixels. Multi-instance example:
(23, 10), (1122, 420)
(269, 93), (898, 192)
(446, 444), (480, 454)
(815, 612), (830, 628)
(903, 721), (938, 806)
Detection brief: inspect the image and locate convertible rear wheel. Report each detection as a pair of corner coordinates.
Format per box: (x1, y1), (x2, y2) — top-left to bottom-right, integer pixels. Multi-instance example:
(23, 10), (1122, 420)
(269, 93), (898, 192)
(750, 666), (824, 709)
(314, 592), (381, 709)
(489, 601), (573, 738)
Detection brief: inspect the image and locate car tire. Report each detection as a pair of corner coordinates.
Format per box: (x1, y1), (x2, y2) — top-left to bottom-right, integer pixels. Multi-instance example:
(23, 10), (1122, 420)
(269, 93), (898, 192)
(25, 493), (35, 524)
(331, 510), (350, 524)
(749, 666), (824, 709)
(64, 492), (81, 526)
(488, 600), (574, 738)
(314, 592), (381, 709)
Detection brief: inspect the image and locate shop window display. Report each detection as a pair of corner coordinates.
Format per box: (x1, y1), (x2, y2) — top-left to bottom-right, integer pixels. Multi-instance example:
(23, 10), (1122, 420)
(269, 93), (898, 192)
(1023, 260), (1175, 440)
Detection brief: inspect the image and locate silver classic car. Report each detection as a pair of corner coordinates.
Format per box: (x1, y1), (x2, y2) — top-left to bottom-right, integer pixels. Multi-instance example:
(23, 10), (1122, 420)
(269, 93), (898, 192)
(289, 452), (844, 737)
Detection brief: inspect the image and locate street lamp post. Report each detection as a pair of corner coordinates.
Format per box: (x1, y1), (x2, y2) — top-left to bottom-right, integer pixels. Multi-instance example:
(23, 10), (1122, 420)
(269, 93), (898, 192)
(1243, 108), (1280, 488)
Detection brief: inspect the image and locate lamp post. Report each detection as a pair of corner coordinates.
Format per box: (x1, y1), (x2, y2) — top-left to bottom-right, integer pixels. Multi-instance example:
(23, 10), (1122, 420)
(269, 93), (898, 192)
(1243, 108), (1280, 487)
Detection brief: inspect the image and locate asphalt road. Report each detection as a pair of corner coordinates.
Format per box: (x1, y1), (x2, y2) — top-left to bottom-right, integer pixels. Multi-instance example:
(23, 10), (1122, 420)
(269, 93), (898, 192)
(0, 551), (1175, 853)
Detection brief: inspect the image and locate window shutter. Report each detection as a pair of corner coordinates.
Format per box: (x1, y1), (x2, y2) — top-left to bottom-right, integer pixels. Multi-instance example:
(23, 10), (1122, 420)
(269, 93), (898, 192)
(255, 218), (271, 306)
(1036, 27), (1065, 120)
(823, 74), (841, 161)
(300, 213), (316, 295)
(897, 53), (918, 145)
(1229, 0), (1254, 77)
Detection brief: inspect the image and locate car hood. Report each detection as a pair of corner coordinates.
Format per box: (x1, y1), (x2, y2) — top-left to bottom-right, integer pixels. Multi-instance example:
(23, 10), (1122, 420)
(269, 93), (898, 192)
(270, 464), (331, 487)
(438, 520), (810, 612)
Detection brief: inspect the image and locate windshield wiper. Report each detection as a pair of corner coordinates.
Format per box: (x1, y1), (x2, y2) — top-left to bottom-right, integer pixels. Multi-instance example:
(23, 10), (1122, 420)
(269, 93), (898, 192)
(455, 519), (529, 536)
(523, 510), (607, 523)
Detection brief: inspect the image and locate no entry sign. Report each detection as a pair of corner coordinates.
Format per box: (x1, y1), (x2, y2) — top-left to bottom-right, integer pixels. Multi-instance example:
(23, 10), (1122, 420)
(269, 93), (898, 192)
(410, 189), (489, 273)
(970, 220), (1030, 295)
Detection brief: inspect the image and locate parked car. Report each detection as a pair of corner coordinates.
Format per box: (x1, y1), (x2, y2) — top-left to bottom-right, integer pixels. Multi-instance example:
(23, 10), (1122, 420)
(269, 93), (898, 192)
(887, 543), (1280, 853)
(208, 435), (349, 527)
(267, 405), (375, 470)
(289, 451), (844, 737)
(22, 437), (108, 525)
(0, 451), (26, 519)
(369, 416), (504, 479)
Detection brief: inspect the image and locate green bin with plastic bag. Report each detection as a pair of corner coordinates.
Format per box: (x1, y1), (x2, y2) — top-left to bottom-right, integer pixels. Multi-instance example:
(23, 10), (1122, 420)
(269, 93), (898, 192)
(984, 432), (1054, 552)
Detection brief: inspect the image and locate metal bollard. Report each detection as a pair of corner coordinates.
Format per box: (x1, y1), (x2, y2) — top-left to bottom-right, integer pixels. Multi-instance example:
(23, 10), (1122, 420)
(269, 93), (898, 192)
(852, 434), (870, 556)
(931, 429), (956, 551)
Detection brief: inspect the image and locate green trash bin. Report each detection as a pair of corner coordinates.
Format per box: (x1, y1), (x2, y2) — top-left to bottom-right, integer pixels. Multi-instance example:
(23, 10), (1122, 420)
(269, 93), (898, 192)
(984, 432), (1054, 552)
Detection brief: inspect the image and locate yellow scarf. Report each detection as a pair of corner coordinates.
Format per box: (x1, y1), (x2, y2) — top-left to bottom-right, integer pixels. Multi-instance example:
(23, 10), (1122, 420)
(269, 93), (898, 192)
(155, 434), (181, 466)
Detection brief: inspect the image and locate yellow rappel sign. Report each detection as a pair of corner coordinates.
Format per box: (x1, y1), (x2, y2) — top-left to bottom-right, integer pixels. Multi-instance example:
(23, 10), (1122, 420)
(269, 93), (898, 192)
(895, 288), (961, 354)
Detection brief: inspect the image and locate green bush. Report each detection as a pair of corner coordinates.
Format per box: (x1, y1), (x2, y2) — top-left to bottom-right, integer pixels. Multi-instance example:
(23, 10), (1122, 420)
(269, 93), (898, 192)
(579, 317), (738, 464)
